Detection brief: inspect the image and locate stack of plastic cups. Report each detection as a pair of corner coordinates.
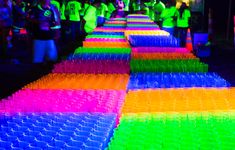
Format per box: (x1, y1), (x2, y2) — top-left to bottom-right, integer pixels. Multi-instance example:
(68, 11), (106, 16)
(126, 14), (159, 30)
(94, 27), (126, 32)
(1, 14), (235, 150)
(107, 14), (235, 150)
(69, 18), (131, 74)
(0, 16), (132, 150)
(0, 112), (118, 149)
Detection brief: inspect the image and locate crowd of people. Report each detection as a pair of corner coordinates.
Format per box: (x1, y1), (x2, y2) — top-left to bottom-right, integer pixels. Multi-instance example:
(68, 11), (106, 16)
(0, 0), (191, 63)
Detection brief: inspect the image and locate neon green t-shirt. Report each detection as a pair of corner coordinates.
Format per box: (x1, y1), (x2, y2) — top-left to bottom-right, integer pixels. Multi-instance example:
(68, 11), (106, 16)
(123, 0), (130, 11)
(176, 9), (191, 28)
(153, 1), (165, 22)
(97, 2), (108, 17)
(66, 1), (82, 21)
(105, 2), (116, 19)
(80, 3), (89, 17)
(144, 1), (156, 21)
(51, 0), (60, 10)
(160, 6), (177, 27)
(132, 2), (140, 11)
(84, 5), (97, 33)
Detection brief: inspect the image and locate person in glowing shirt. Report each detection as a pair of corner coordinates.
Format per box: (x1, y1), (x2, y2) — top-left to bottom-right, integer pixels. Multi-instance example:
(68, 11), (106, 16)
(122, 0), (129, 12)
(29, 0), (58, 63)
(153, 0), (165, 24)
(144, 0), (156, 21)
(105, 0), (116, 20)
(66, 0), (82, 42)
(175, 2), (191, 47)
(83, 0), (100, 34)
(132, 0), (141, 13)
(97, 0), (108, 26)
(50, 0), (60, 10)
(80, 0), (89, 19)
(115, 0), (125, 17)
(160, 1), (177, 35)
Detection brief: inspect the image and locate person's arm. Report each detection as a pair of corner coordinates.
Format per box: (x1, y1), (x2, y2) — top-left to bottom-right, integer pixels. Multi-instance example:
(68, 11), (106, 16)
(64, 2), (70, 19)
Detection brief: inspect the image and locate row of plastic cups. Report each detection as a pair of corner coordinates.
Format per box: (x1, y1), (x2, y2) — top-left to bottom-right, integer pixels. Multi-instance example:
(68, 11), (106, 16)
(108, 112), (235, 149)
(103, 24), (126, 27)
(90, 31), (124, 35)
(105, 21), (127, 24)
(0, 136), (106, 149)
(130, 64), (208, 73)
(109, 18), (126, 21)
(126, 24), (159, 27)
(83, 41), (130, 48)
(132, 47), (190, 53)
(102, 26), (126, 29)
(128, 73), (230, 89)
(125, 30), (169, 38)
(23, 73), (130, 90)
(85, 39), (127, 42)
(129, 35), (179, 47)
(121, 88), (235, 113)
(74, 47), (131, 54)
(94, 28), (126, 32)
(127, 21), (156, 24)
(52, 61), (130, 74)
(86, 35), (126, 39)
(131, 52), (196, 59)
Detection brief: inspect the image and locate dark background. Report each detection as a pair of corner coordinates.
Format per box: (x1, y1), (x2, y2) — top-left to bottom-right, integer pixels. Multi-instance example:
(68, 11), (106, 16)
(205, 0), (235, 39)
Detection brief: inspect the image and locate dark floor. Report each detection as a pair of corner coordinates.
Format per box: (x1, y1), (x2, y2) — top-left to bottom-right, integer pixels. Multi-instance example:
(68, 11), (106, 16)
(0, 63), (53, 99)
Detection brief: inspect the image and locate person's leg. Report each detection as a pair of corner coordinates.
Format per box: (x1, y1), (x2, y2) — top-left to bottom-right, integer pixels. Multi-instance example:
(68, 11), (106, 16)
(75, 21), (80, 41)
(178, 27), (183, 47)
(46, 39), (58, 62)
(70, 21), (75, 41)
(181, 28), (188, 47)
(33, 40), (46, 63)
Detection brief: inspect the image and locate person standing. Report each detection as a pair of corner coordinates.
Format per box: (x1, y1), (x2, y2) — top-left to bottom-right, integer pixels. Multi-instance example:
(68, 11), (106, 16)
(97, 0), (108, 26)
(175, 2), (191, 47)
(122, 0), (129, 15)
(105, 0), (116, 20)
(80, 0), (89, 20)
(153, 0), (165, 25)
(160, 0), (177, 35)
(132, 0), (141, 14)
(116, 0), (125, 18)
(144, 0), (156, 21)
(82, 0), (100, 34)
(29, 0), (58, 63)
(66, 0), (82, 42)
